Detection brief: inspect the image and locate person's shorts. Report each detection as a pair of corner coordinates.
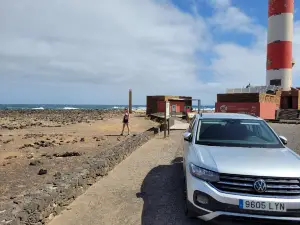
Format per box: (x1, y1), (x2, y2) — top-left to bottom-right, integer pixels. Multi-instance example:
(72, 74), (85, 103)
(123, 119), (128, 124)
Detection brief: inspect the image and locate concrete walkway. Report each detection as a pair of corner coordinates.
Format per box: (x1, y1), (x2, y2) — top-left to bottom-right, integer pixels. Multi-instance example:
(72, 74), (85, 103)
(48, 131), (200, 225)
(169, 119), (189, 130)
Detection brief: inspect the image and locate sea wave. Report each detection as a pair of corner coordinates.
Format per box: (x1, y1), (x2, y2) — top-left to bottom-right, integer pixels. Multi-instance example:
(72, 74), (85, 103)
(112, 106), (147, 111)
(63, 107), (79, 110)
(203, 107), (215, 111)
(192, 107), (215, 111)
(0, 104), (215, 111)
(133, 107), (146, 111)
(32, 107), (45, 110)
(112, 106), (123, 109)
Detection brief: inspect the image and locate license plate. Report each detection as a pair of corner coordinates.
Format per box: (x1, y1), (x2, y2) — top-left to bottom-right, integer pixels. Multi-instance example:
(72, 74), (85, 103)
(239, 200), (286, 212)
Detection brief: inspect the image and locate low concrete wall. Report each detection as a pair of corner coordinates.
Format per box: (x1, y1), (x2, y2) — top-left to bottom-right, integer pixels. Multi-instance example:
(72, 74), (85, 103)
(0, 128), (158, 225)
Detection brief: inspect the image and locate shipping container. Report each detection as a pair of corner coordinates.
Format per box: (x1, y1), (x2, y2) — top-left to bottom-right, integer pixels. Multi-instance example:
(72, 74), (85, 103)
(215, 102), (276, 120)
(217, 93), (281, 109)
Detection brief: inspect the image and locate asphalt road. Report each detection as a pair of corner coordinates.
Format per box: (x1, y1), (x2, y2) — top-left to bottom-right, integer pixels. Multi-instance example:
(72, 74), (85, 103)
(48, 124), (300, 225)
(270, 123), (300, 154)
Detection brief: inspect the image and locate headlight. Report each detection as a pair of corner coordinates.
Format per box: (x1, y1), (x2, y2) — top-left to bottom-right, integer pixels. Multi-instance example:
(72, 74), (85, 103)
(189, 163), (219, 182)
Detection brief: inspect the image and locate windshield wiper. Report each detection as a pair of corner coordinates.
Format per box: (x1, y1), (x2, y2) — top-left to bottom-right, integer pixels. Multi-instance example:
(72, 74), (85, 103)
(197, 141), (226, 146)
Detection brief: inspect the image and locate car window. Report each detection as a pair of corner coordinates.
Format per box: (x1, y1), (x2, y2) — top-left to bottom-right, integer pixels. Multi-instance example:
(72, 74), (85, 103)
(196, 119), (283, 148)
(253, 124), (276, 142)
(245, 124), (253, 132)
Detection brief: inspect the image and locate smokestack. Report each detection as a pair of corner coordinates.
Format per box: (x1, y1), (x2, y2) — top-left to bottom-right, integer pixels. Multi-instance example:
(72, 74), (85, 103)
(266, 0), (294, 91)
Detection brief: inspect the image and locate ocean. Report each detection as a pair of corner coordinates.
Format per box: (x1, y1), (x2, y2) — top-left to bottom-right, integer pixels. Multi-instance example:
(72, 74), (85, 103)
(0, 104), (215, 111)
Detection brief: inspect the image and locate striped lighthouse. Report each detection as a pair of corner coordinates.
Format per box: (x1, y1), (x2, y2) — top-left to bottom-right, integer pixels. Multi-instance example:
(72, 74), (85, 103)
(266, 0), (294, 91)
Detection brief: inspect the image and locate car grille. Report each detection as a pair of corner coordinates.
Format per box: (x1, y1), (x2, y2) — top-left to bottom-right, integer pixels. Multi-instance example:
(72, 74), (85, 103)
(210, 174), (300, 196)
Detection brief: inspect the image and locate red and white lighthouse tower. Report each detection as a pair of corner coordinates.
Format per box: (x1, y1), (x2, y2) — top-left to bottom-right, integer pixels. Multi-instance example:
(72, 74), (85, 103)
(266, 0), (294, 91)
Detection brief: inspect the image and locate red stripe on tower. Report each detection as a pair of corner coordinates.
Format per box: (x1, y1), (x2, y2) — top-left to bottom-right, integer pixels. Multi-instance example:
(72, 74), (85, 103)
(268, 0), (293, 16)
(267, 41), (292, 69)
(266, 0), (294, 91)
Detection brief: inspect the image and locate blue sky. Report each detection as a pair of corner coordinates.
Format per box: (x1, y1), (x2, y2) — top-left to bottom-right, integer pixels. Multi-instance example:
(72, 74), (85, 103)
(1, 0), (300, 105)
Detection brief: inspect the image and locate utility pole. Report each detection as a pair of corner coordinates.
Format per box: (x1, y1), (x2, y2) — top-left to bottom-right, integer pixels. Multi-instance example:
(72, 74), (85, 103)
(129, 89), (132, 113)
(164, 101), (170, 138)
(167, 119), (170, 136)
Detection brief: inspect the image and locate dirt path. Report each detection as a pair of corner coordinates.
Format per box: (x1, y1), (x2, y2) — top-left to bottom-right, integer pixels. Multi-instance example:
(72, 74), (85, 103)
(47, 131), (202, 225)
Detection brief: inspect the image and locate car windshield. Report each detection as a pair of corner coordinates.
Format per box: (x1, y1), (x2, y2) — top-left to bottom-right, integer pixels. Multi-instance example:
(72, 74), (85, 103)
(195, 118), (284, 148)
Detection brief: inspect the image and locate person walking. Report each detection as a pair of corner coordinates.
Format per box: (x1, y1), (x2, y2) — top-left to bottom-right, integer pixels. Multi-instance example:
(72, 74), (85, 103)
(121, 108), (130, 135)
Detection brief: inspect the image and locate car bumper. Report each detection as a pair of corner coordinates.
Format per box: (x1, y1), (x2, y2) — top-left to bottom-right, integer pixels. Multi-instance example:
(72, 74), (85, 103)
(186, 172), (300, 223)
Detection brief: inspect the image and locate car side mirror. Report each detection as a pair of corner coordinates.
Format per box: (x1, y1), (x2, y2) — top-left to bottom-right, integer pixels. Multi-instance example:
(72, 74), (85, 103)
(279, 136), (288, 145)
(183, 132), (192, 142)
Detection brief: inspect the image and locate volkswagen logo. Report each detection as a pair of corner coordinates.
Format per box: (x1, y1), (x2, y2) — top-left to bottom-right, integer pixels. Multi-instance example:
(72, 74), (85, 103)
(253, 179), (267, 193)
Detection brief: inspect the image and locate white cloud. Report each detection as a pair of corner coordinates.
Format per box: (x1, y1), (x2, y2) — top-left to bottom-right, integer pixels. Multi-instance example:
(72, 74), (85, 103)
(210, 7), (254, 33)
(209, 0), (231, 8)
(210, 43), (265, 86)
(208, 0), (265, 38)
(203, 1), (267, 89)
(0, 0), (215, 104)
(292, 21), (300, 75)
(0, 0), (299, 105)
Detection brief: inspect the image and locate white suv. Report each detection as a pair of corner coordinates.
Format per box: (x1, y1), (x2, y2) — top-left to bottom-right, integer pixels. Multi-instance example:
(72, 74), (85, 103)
(183, 113), (300, 223)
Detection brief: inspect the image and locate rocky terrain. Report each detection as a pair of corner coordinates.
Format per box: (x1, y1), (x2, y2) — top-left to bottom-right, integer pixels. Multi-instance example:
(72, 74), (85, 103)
(0, 109), (124, 130)
(0, 109), (158, 225)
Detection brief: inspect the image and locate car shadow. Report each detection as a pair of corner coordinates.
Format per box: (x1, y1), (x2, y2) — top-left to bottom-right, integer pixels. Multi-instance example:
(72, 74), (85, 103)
(136, 157), (200, 225)
(137, 157), (276, 225)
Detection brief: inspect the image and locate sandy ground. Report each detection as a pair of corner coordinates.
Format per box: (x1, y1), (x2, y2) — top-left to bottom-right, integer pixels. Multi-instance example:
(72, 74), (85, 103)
(0, 111), (158, 201)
